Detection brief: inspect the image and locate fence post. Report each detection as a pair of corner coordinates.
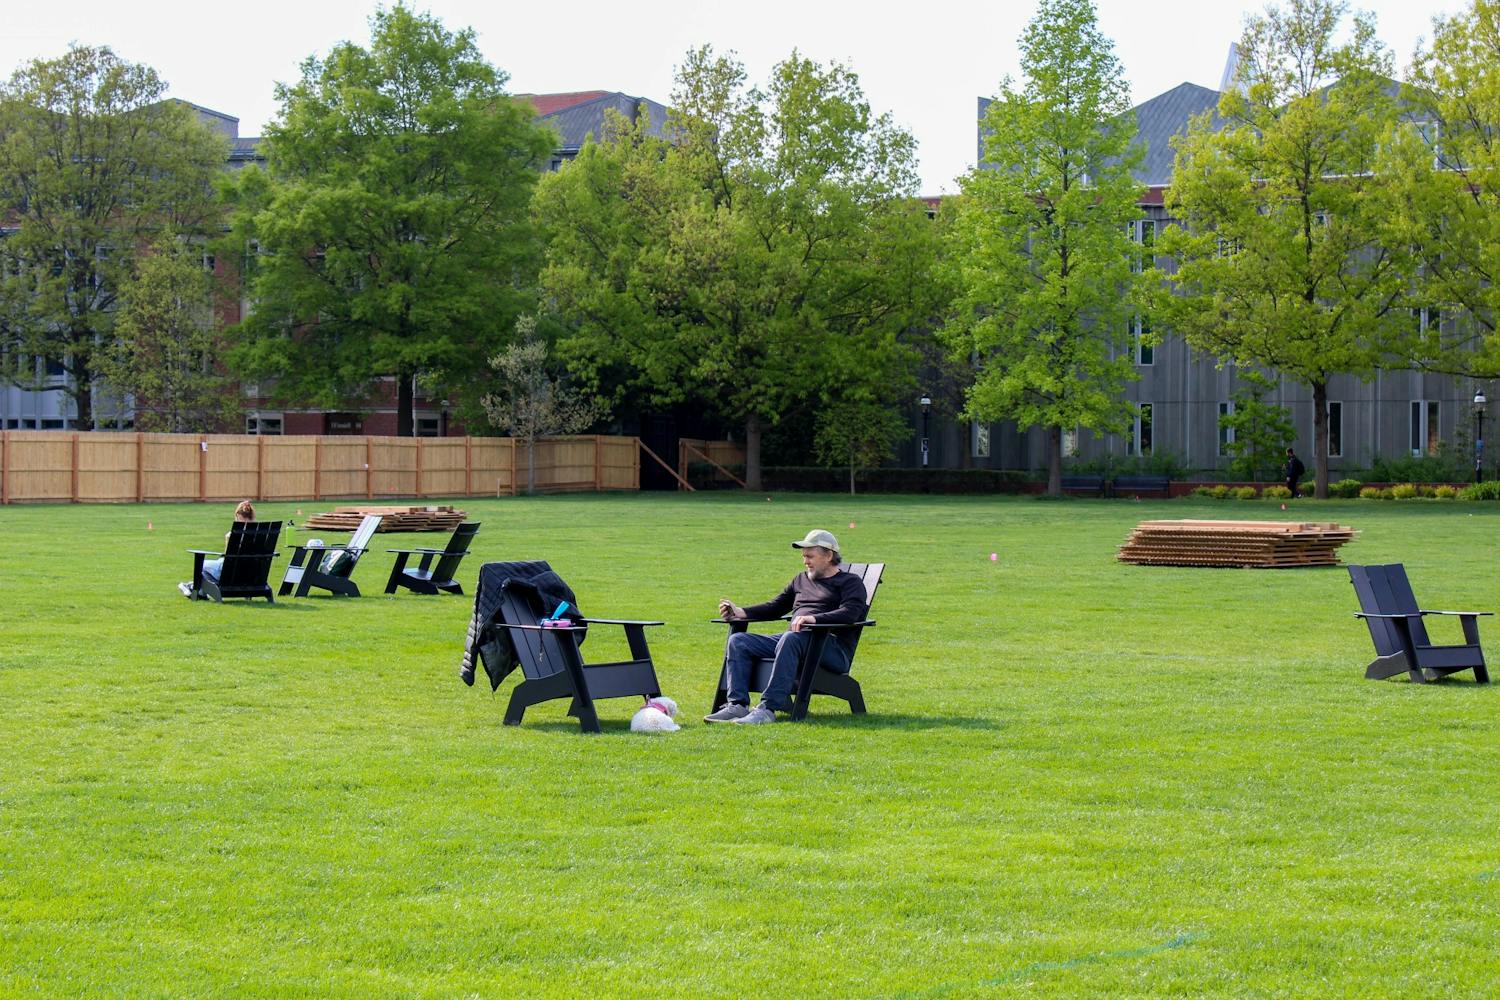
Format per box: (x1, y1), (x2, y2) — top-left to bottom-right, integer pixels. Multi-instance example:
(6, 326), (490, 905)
(416, 437), (424, 498)
(464, 436), (472, 496)
(199, 435), (207, 502)
(71, 431), (79, 503)
(366, 437), (373, 500)
(509, 438), (518, 497)
(594, 435), (603, 490)
(135, 432), (144, 502)
(256, 434), (265, 501)
(1, 430), (8, 505)
(314, 436), (322, 501)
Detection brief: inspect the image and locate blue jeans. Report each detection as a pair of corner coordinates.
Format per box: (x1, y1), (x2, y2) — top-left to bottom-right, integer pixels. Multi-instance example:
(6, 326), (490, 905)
(201, 558), (223, 583)
(724, 630), (851, 712)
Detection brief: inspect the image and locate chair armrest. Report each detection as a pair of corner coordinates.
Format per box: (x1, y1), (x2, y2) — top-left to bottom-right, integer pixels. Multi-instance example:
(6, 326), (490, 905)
(186, 549), (224, 556)
(498, 622), (587, 632)
(1354, 612), (1423, 620)
(1417, 609), (1494, 617)
(800, 620), (876, 629)
(386, 547), (445, 555)
(581, 618), (665, 627)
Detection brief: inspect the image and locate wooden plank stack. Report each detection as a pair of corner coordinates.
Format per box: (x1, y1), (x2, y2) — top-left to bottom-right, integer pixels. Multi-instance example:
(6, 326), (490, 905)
(1117, 519), (1357, 568)
(301, 505), (468, 533)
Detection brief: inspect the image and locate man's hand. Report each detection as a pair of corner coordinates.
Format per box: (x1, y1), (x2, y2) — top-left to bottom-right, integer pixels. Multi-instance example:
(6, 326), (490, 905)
(718, 599), (745, 620)
(789, 615), (816, 632)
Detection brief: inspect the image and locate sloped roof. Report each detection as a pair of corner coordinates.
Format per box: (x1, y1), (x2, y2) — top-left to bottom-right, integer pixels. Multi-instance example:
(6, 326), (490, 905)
(976, 82), (1225, 188)
(1129, 82), (1224, 186)
(535, 91), (671, 153)
(519, 91), (611, 116)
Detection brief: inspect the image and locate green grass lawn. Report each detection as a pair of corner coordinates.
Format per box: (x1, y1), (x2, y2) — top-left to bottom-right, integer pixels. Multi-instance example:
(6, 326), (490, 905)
(2, 492), (1497, 998)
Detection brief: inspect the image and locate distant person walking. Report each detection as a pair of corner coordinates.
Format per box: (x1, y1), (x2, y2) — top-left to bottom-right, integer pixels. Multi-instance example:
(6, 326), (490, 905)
(1285, 448), (1306, 498)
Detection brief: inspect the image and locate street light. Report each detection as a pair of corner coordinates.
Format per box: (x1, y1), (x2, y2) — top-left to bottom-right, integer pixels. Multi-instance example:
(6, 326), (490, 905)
(1474, 390), (1487, 484)
(919, 395), (932, 470)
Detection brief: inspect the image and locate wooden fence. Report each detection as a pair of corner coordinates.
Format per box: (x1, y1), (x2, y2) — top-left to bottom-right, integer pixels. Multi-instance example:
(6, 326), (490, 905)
(0, 432), (643, 503)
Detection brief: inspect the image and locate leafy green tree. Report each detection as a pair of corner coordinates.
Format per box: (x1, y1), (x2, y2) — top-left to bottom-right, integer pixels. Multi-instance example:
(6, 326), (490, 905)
(225, 4), (555, 436)
(535, 47), (940, 489)
(942, 0), (1147, 497)
(1385, 0), (1500, 372)
(0, 45), (226, 428)
(482, 315), (605, 495)
(814, 398), (913, 495)
(1219, 371), (1297, 482)
(94, 241), (240, 433)
(1158, 0), (1411, 498)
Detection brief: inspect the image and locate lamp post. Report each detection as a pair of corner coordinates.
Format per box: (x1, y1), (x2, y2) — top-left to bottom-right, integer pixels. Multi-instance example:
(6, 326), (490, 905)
(1475, 390), (1487, 484)
(919, 394), (932, 493)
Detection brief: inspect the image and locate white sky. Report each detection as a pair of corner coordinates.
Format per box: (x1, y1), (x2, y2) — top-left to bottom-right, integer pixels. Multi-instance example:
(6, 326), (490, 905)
(0, 0), (1470, 195)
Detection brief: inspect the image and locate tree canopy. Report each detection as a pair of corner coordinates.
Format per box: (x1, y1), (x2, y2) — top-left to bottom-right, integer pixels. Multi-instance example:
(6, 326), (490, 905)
(225, 4), (555, 435)
(943, 0), (1147, 495)
(0, 45), (226, 427)
(534, 47), (940, 488)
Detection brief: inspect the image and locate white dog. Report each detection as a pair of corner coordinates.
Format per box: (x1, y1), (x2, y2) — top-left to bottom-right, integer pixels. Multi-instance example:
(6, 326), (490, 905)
(630, 696), (680, 733)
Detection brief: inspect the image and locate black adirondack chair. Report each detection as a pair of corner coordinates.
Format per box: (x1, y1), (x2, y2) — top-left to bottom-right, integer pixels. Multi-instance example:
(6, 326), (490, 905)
(485, 573), (664, 734)
(710, 562), (884, 721)
(384, 522), (481, 595)
(1349, 563), (1491, 683)
(280, 514), (382, 598)
(186, 521), (282, 603)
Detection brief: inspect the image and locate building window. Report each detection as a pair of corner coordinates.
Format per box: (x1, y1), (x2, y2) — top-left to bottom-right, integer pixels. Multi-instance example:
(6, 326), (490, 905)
(1326, 401), (1342, 458)
(1130, 315), (1153, 366)
(415, 416), (441, 437)
(971, 421), (990, 459)
(1409, 400), (1439, 456)
(1127, 403), (1152, 457)
(1218, 401), (1234, 456)
(1130, 218), (1156, 271)
(246, 413), (283, 435)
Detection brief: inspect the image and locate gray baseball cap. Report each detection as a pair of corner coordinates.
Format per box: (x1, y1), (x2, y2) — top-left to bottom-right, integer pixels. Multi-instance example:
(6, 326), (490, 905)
(792, 529), (840, 554)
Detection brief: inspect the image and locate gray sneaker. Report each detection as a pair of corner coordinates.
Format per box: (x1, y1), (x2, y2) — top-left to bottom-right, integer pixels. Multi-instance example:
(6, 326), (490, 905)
(704, 702), (750, 723)
(733, 704), (778, 725)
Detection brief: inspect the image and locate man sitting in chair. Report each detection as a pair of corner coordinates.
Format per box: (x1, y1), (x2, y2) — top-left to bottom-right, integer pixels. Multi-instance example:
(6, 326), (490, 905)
(705, 529), (869, 725)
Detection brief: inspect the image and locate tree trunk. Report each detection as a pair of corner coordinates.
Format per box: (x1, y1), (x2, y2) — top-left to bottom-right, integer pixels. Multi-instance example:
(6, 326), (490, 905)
(396, 370), (414, 438)
(74, 381), (93, 431)
(1046, 424), (1063, 497)
(1311, 380), (1328, 499)
(744, 413), (763, 492)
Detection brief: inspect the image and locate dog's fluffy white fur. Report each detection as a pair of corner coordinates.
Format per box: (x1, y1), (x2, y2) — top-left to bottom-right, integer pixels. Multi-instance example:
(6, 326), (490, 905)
(630, 696), (680, 733)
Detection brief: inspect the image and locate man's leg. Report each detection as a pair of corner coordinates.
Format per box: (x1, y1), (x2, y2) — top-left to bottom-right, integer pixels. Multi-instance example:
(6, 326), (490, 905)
(758, 631), (851, 712)
(707, 631), (778, 722)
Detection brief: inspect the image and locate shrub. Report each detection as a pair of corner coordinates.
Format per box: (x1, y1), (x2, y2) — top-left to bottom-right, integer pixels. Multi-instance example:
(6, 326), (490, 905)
(1232, 486), (1258, 500)
(1209, 485), (1230, 499)
(1391, 483), (1418, 499)
(1359, 486), (1382, 499)
(1191, 486), (1216, 498)
(1434, 485), (1458, 499)
(1261, 485), (1292, 499)
(760, 466), (1035, 494)
(1379, 488), (1395, 500)
(1367, 451), (1470, 484)
(1459, 480), (1500, 501)
(1066, 451), (1190, 480)
(1331, 478), (1363, 498)
(1416, 484), (1436, 498)
(1299, 480), (1315, 496)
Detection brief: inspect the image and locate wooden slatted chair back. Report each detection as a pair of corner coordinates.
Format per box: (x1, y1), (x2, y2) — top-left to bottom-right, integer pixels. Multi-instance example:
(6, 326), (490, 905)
(219, 521), (281, 591)
(432, 523), (481, 582)
(324, 514), (382, 577)
(1350, 564), (1431, 651)
(841, 561), (884, 661)
(496, 586), (562, 682)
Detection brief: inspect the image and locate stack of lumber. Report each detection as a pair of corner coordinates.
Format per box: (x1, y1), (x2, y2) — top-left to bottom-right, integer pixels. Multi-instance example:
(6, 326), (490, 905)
(301, 505), (467, 533)
(1117, 520), (1357, 568)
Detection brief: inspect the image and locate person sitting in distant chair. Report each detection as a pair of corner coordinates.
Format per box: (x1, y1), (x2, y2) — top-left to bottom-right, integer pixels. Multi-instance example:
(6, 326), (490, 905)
(179, 499), (256, 597)
(705, 529), (869, 725)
